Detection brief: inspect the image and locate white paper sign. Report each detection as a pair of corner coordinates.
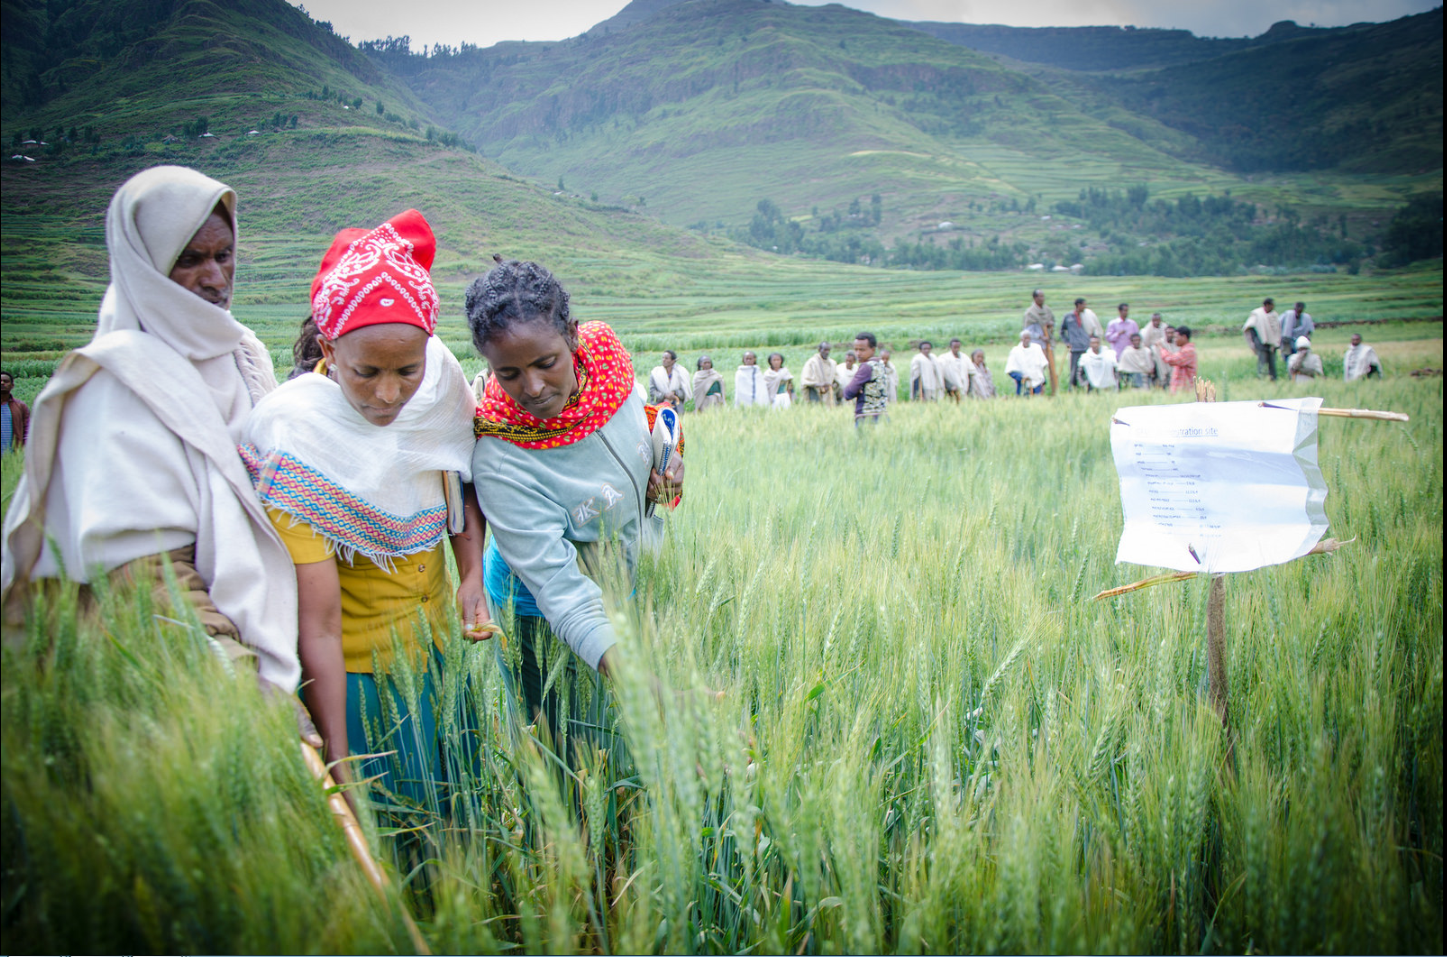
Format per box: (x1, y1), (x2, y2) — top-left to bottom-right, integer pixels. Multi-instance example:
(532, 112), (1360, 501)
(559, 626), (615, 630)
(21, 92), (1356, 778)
(1111, 398), (1329, 573)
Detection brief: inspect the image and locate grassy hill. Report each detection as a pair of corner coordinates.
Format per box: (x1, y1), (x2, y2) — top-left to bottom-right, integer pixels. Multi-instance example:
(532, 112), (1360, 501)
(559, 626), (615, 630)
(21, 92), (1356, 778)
(0, 0), (740, 362)
(905, 18), (1324, 71)
(366, 0), (1440, 274)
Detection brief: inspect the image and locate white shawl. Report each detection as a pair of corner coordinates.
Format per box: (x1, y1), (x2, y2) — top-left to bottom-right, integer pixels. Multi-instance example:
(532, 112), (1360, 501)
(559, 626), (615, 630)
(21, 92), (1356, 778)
(1, 166), (299, 688)
(241, 336), (475, 565)
(648, 364), (692, 403)
(911, 352), (944, 400)
(734, 364), (770, 407)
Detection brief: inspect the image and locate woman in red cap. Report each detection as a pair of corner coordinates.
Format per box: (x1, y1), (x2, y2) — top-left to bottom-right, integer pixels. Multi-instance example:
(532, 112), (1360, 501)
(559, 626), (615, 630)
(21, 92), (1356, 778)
(242, 210), (489, 807)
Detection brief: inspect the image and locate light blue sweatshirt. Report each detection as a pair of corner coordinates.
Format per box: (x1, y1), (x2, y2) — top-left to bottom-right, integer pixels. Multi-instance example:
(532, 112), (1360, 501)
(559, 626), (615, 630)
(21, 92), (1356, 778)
(471, 387), (663, 669)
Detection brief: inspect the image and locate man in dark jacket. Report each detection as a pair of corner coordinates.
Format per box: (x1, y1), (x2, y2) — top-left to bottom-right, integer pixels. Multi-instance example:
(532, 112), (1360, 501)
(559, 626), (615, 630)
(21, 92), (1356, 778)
(1058, 300), (1093, 390)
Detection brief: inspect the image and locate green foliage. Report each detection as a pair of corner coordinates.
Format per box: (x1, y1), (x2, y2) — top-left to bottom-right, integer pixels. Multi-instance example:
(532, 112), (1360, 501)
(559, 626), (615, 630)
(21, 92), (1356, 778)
(0, 566), (420, 952)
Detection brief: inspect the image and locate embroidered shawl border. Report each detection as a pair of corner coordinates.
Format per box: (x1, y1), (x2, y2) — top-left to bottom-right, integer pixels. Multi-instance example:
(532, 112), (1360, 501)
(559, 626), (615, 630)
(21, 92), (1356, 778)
(240, 444), (446, 560)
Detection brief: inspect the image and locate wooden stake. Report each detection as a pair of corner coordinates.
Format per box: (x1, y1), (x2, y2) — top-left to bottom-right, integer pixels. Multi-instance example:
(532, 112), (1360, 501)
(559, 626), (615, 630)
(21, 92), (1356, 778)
(1205, 575), (1228, 728)
(301, 743), (432, 955)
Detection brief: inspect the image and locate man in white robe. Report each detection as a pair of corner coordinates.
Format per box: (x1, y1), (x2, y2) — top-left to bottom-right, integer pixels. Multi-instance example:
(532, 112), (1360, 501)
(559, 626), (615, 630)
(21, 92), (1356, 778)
(1004, 330), (1049, 396)
(734, 351), (771, 407)
(937, 338), (967, 403)
(1243, 297), (1281, 380)
(1080, 336), (1119, 391)
(648, 349), (692, 412)
(1119, 332), (1155, 388)
(800, 342), (838, 405)
(1, 165), (303, 703)
(910, 341), (945, 401)
(835, 350), (858, 403)
(1343, 334), (1382, 382)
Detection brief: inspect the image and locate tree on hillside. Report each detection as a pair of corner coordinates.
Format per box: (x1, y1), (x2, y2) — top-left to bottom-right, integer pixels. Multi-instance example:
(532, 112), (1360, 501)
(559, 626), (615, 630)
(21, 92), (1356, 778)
(1381, 194), (1443, 266)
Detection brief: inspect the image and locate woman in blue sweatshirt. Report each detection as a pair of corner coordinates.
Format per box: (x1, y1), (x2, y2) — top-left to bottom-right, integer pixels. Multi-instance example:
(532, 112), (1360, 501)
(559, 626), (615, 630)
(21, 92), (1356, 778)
(466, 258), (683, 750)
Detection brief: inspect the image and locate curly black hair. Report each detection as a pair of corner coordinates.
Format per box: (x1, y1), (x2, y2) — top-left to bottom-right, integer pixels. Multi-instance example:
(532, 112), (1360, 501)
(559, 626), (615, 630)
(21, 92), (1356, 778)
(464, 256), (571, 352)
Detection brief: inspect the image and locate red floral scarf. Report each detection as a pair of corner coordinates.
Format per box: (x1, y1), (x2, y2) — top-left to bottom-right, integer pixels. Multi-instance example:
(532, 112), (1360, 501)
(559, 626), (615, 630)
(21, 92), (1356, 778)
(474, 321), (635, 449)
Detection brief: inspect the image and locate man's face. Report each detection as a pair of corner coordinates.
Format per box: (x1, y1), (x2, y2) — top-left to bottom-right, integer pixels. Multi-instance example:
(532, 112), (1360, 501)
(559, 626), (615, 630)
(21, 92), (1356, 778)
(819, 344), (830, 359)
(1166, 327), (1176, 343)
(1033, 292), (1045, 306)
(844, 351), (857, 367)
(1130, 334), (1142, 350)
(661, 352), (675, 371)
(169, 210), (235, 308)
(852, 339), (873, 361)
(1118, 305), (1129, 320)
(1089, 336), (1102, 354)
(1020, 333), (1032, 348)
(950, 340), (961, 355)
(1351, 334), (1362, 347)
(0, 373), (12, 395)
(1151, 315), (1162, 327)
(919, 343), (932, 356)
(1263, 300), (1274, 313)
(743, 352), (757, 366)
(1295, 303), (1306, 314)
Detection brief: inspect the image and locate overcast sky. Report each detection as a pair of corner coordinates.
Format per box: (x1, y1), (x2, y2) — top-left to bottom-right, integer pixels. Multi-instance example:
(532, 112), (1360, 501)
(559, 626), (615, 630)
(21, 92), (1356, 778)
(291, 0), (1440, 49)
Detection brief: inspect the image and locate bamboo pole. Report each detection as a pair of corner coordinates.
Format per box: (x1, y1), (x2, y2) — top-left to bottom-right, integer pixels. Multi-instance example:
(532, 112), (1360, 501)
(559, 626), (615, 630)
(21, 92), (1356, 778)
(1259, 401), (1409, 422)
(301, 743), (431, 956)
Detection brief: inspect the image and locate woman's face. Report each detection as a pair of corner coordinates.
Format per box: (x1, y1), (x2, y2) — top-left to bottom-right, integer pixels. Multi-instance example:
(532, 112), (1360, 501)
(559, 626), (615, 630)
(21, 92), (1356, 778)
(700, 358), (713, 371)
(769, 354), (782, 370)
(320, 323), (430, 427)
(479, 317), (580, 421)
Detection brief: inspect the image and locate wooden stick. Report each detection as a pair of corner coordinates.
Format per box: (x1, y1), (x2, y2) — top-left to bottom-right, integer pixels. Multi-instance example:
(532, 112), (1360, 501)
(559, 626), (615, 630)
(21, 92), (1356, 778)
(1259, 402), (1409, 422)
(301, 743), (431, 955)
(1206, 575), (1228, 728)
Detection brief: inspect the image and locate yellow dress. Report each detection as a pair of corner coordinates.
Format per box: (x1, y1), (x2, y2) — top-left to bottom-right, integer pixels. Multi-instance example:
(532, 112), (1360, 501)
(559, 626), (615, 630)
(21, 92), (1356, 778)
(269, 508), (451, 673)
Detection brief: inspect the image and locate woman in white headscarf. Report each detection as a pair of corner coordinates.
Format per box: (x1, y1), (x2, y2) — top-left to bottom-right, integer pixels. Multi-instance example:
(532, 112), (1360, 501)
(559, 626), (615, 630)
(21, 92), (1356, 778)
(1, 165), (301, 696)
(692, 354), (725, 411)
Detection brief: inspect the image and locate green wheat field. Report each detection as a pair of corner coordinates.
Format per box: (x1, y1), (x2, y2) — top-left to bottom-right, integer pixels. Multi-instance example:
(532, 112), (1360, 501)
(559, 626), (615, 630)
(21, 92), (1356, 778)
(1, 327), (1440, 953)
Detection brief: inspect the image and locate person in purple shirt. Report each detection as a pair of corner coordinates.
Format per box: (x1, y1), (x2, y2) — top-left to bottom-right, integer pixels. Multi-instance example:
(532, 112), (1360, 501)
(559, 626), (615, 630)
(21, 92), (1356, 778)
(1105, 303), (1139, 360)
(842, 331), (889, 427)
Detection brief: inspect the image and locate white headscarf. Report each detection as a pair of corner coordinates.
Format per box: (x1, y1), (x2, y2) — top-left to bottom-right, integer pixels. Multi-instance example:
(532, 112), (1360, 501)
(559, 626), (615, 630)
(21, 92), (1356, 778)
(96, 165), (274, 438)
(2, 166), (299, 689)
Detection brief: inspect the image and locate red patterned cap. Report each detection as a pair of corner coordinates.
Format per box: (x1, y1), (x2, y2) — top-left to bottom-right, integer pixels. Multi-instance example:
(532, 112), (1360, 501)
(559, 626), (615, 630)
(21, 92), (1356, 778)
(310, 209), (439, 339)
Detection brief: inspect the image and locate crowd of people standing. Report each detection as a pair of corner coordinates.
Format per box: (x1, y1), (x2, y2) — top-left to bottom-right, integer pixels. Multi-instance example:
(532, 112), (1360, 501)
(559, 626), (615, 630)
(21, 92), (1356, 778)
(643, 287), (1388, 416)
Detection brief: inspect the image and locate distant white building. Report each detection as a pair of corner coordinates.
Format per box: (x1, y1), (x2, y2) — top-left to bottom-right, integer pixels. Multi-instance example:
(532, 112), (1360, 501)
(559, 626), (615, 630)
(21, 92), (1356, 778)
(1051, 264), (1070, 272)
(1026, 263), (1045, 271)
(937, 221), (954, 230)
(1069, 263), (1084, 274)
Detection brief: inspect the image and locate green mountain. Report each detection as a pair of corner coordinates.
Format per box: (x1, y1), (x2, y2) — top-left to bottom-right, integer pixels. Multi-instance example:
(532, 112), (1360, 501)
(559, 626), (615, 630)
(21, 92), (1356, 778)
(365, 0), (1245, 229)
(1086, 9), (1444, 174)
(0, 0), (727, 356)
(368, 1), (1440, 228)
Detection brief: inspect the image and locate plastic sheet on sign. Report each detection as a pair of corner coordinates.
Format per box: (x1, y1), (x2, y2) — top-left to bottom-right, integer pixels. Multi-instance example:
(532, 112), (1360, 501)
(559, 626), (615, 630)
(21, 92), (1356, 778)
(1110, 397), (1329, 573)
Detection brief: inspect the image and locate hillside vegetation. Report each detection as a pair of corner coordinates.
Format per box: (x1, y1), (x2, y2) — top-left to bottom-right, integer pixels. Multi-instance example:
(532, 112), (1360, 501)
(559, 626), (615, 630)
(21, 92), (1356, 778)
(362, 0), (1441, 274)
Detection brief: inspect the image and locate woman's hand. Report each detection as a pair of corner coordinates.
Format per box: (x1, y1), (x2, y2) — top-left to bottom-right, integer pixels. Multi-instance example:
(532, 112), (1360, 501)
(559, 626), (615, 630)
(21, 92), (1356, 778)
(457, 577), (498, 641)
(647, 453), (684, 505)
